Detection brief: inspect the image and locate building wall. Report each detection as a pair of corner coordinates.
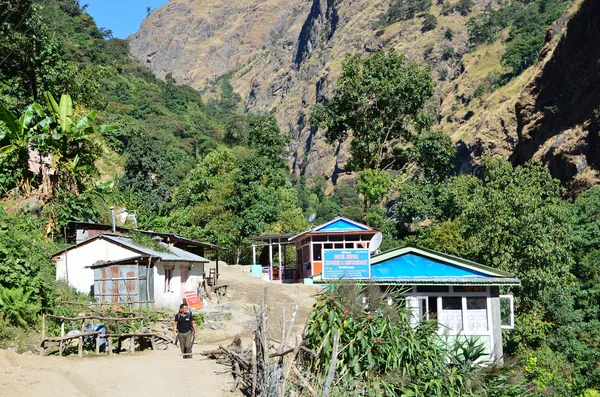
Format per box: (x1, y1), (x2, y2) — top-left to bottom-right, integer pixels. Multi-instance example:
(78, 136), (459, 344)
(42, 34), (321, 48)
(54, 239), (137, 294)
(489, 286), (504, 363)
(153, 261), (205, 309)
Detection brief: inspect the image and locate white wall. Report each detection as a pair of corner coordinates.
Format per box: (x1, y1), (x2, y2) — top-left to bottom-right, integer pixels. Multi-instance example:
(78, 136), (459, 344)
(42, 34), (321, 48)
(153, 261), (205, 309)
(54, 239), (138, 294)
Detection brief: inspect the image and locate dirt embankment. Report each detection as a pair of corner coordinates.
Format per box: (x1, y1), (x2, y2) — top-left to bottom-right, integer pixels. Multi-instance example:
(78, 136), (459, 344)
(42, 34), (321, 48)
(0, 263), (320, 397)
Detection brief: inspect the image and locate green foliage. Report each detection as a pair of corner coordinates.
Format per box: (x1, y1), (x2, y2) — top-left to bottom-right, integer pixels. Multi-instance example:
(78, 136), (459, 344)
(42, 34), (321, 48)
(169, 142), (307, 263)
(421, 14), (437, 32)
(467, 0), (569, 80)
(302, 283), (533, 395)
(310, 50), (435, 172)
(412, 130), (456, 180)
(390, 157), (600, 394)
(315, 199), (342, 225)
(0, 206), (59, 311)
(381, 0), (432, 25)
(246, 114), (290, 163)
(356, 168), (392, 219)
(0, 286), (40, 328)
(129, 231), (170, 253)
(444, 27), (454, 41)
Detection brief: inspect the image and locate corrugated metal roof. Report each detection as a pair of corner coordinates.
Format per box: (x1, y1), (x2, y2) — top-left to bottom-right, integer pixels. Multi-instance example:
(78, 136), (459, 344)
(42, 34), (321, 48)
(313, 276), (521, 286)
(102, 235), (209, 263)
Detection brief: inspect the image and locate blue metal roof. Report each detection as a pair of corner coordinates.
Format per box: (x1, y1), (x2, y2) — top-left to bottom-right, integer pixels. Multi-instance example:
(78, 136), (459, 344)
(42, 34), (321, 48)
(316, 218), (369, 232)
(313, 246), (520, 286)
(289, 216), (376, 241)
(371, 253), (489, 278)
(313, 276), (521, 286)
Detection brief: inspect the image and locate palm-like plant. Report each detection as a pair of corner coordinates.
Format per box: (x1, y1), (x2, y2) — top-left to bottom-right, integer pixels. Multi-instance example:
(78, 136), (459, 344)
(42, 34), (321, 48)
(40, 92), (103, 195)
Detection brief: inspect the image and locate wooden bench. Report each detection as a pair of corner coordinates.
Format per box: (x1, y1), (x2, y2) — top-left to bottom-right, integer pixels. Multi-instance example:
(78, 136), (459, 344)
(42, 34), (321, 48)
(40, 331), (101, 357)
(103, 332), (172, 355)
(212, 284), (229, 297)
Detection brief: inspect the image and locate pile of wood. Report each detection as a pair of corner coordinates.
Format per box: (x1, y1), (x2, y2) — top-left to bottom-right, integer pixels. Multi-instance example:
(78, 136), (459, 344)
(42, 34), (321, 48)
(201, 288), (336, 397)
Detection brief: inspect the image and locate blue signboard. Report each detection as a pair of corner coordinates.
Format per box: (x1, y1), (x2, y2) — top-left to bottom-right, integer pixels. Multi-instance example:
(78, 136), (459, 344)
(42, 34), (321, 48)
(323, 249), (370, 279)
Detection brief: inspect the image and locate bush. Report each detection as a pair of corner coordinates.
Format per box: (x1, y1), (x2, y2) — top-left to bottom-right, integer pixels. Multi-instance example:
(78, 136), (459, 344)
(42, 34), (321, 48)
(421, 14), (437, 32)
(0, 286), (40, 328)
(383, 0), (432, 24)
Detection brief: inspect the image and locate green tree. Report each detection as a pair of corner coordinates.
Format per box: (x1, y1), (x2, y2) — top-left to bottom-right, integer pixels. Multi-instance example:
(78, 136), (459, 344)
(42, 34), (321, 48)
(384, 0), (432, 24)
(246, 114), (289, 163)
(311, 50), (434, 172)
(356, 169), (392, 219)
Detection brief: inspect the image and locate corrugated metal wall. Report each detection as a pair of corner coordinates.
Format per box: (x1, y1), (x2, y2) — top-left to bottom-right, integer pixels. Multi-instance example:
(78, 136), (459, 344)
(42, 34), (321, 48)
(93, 262), (154, 307)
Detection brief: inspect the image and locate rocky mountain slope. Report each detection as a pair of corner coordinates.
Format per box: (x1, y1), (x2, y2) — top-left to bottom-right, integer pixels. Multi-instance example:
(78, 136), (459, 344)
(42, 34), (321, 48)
(129, 0), (600, 192)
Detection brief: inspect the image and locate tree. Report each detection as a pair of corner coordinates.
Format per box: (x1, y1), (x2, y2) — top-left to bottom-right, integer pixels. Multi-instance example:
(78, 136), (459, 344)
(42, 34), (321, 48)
(356, 169), (392, 219)
(455, 0), (475, 16)
(384, 0), (432, 24)
(310, 50), (434, 172)
(246, 114), (289, 163)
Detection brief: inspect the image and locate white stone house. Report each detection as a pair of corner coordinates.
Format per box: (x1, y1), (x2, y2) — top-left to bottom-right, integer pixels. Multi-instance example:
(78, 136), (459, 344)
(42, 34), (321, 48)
(52, 233), (209, 309)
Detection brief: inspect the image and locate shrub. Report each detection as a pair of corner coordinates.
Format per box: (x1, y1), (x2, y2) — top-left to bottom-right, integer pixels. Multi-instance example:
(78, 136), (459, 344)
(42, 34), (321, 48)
(421, 14), (437, 32)
(0, 286), (40, 328)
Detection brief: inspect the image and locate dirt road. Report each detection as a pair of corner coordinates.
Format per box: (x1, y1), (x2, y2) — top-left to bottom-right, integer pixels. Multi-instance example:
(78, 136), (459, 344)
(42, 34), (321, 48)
(0, 263), (320, 397)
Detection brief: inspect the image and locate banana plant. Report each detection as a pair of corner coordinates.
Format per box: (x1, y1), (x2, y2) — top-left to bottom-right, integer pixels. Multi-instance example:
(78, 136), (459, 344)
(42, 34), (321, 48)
(41, 92), (110, 194)
(0, 102), (45, 193)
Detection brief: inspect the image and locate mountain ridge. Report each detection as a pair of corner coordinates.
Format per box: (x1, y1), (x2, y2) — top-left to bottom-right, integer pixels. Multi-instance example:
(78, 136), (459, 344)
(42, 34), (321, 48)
(129, 0), (600, 192)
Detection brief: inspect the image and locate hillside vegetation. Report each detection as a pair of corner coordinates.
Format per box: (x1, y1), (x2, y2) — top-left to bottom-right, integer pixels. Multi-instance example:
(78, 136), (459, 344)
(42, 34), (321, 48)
(0, 0), (599, 395)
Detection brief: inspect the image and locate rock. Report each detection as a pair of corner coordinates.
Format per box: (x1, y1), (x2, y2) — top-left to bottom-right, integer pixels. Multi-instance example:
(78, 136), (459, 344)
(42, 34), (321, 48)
(19, 198), (43, 217)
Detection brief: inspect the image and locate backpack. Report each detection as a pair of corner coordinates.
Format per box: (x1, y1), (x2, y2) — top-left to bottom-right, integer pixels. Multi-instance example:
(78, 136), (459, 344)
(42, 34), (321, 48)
(175, 310), (192, 323)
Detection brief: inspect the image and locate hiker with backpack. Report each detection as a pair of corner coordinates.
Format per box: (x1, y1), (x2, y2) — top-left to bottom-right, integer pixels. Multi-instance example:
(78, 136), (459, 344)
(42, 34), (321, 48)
(173, 303), (197, 358)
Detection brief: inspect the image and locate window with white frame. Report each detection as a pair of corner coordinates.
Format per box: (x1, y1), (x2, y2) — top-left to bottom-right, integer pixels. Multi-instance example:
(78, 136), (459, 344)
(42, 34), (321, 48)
(164, 267), (173, 292)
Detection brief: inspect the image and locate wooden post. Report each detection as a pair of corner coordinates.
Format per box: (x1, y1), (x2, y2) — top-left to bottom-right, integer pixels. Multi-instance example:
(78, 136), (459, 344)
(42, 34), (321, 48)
(107, 337), (113, 356)
(60, 320), (65, 337)
(59, 341), (64, 356)
(215, 250), (219, 286)
(95, 334), (100, 354)
(41, 313), (45, 341)
(269, 240), (273, 281)
(278, 243), (282, 281)
(78, 336), (83, 358)
(251, 333), (257, 397)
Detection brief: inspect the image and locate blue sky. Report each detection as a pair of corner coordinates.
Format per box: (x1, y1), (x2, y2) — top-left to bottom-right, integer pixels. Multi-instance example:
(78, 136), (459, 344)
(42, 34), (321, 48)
(84, 0), (169, 39)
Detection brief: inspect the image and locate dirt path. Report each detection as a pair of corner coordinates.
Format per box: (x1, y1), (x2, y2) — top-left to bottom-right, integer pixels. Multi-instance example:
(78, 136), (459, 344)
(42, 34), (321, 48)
(0, 263), (321, 397)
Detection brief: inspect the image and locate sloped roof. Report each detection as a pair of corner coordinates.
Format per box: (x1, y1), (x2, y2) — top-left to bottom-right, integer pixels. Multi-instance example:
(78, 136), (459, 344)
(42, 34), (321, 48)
(313, 246), (520, 286)
(52, 233), (209, 263)
(289, 216), (377, 242)
(67, 221), (223, 250)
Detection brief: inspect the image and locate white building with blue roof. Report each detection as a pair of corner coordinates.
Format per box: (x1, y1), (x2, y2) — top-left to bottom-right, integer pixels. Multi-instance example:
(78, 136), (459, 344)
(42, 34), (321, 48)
(313, 245), (520, 363)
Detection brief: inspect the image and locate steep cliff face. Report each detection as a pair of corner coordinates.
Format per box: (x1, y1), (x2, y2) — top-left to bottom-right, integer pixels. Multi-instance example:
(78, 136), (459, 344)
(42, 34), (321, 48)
(511, 0), (600, 192)
(129, 0), (599, 190)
